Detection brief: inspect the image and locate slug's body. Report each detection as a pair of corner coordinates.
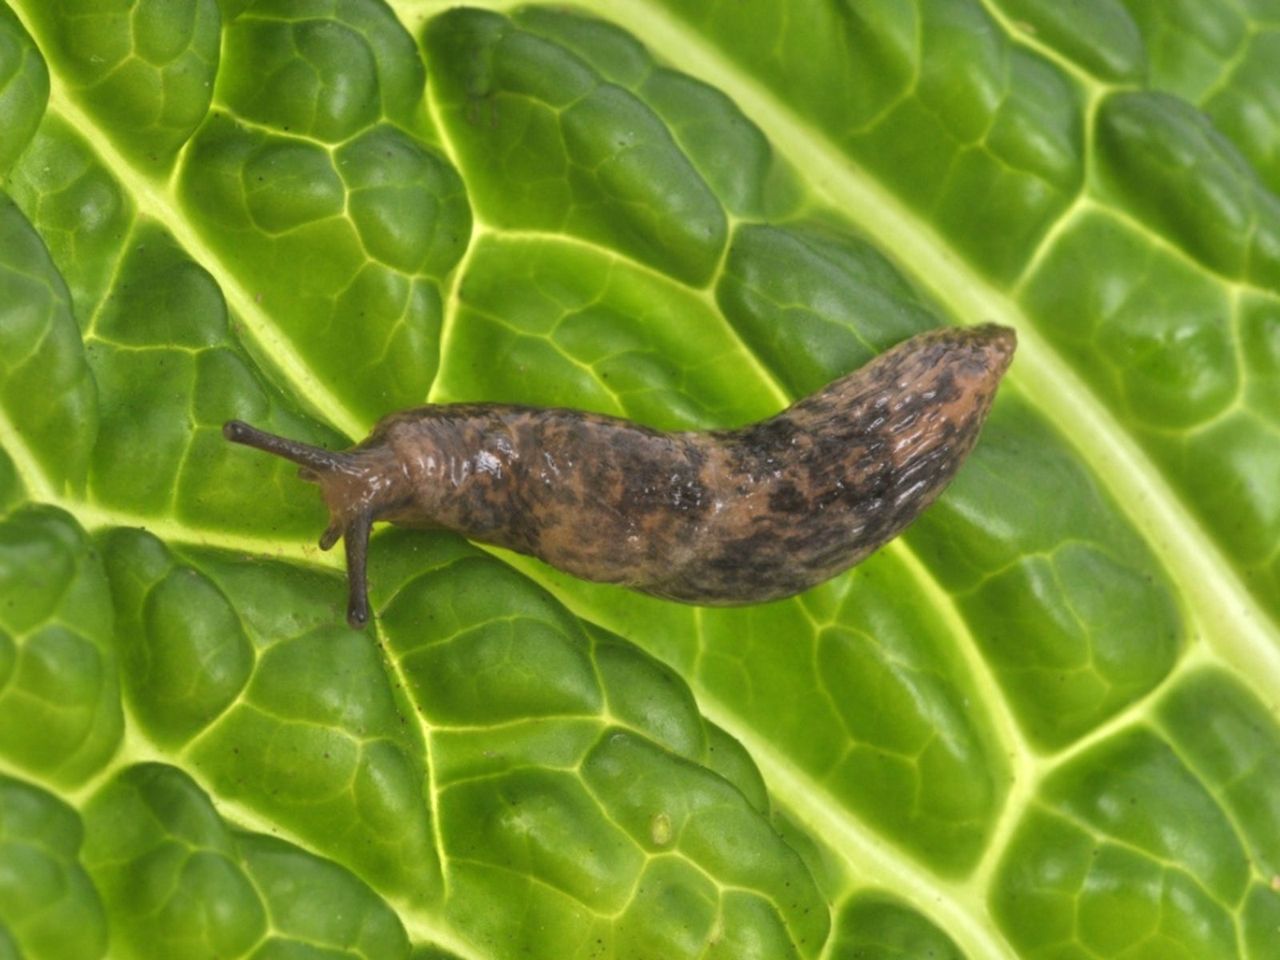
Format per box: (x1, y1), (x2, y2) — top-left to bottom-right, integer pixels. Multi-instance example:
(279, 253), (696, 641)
(225, 324), (1015, 627)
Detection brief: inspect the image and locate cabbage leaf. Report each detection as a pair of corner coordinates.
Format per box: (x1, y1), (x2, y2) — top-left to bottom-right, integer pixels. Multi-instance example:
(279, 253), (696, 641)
(1, 1), (1278, 958)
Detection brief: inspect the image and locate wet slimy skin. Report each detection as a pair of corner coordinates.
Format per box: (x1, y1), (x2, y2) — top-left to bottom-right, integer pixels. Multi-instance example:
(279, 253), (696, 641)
(225, 324), (1016, 627)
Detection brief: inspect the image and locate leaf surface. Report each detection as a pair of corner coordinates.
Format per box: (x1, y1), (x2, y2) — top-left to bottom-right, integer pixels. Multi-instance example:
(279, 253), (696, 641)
(1, 1), (1277, 958)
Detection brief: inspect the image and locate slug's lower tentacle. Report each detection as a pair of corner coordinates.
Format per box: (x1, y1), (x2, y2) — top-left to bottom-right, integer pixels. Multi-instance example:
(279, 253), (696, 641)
(343, 512), (373, 628)
(318, 520), (343, 552)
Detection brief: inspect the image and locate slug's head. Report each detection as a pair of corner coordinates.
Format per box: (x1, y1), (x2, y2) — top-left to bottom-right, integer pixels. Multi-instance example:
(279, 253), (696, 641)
(223, 420), (400, 629)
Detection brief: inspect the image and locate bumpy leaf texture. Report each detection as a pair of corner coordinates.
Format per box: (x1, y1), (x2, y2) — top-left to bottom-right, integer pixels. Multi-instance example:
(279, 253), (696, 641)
(1, 1), (1278, 958)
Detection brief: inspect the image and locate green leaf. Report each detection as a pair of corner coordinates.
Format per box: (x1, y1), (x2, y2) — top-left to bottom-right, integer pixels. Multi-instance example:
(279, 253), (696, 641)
(0, 505), (121, 786)
(0, 4), (47, 178)
(0, 776), (107, 959)
(19, 0), (220, 169)
(1, 1), (1278, 958)
(0, 197), (96, 493)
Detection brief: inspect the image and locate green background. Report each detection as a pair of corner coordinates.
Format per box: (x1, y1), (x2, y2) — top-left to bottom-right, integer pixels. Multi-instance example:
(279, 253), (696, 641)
(1, 1), (1278, 957)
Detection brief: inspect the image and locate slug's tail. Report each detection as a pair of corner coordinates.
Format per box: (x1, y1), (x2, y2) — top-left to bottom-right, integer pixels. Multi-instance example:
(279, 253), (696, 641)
(223, 420), (374, 629)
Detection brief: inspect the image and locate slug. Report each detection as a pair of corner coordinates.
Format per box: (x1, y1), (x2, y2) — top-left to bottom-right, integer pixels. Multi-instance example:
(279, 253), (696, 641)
(225, 323), (1015, 628)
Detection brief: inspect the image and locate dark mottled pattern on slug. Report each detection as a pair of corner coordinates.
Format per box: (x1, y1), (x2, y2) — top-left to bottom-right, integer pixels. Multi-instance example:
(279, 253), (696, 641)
(225, 325), (1015, 624)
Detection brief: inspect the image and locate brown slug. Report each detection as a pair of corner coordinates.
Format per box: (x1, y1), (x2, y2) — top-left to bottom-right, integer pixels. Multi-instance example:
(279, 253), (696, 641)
(225, 324), (1015, 628)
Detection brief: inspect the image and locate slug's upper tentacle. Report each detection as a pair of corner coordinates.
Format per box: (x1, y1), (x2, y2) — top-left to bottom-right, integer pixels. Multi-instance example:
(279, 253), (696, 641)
(223, 324), (1016, 627)
(223, 420), (349, 473)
